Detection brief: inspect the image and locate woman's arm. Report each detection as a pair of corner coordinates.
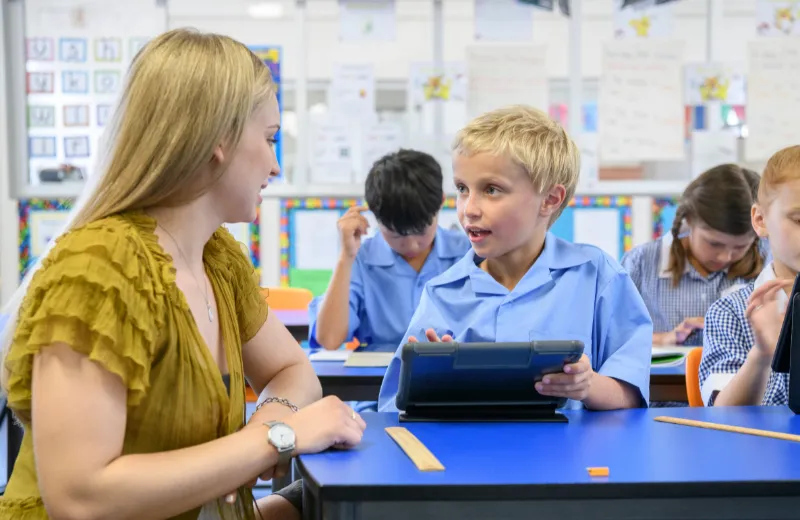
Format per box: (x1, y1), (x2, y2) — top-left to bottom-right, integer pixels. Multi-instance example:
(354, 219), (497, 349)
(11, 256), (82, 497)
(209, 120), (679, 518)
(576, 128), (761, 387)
(34, 343), (280, 520)
(242, 310), (322, 410)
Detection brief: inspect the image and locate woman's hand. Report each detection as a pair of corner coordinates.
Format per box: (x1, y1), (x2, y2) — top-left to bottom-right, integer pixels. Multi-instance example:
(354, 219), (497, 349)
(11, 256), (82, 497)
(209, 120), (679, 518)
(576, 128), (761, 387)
(224, 396), (366, 503)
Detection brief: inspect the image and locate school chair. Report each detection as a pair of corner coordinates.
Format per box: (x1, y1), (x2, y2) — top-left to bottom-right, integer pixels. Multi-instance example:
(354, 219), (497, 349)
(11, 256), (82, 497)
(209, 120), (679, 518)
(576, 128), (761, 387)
(260, 287), (313, 310)
(685, 347), (704, 407)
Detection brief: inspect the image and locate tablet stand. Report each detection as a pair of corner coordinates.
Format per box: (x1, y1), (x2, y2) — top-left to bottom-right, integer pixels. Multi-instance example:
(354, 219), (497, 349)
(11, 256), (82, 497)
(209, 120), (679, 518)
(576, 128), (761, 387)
(399, 404), (568, 423)
(771, 273), (800, 414)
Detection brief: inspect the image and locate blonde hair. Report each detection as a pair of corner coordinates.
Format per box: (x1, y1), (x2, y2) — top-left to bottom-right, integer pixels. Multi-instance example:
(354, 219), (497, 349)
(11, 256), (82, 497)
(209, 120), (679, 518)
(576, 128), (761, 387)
(758, 145), (800, 204)
(0, 28), (276, 391)
(452, 105), (580, 223)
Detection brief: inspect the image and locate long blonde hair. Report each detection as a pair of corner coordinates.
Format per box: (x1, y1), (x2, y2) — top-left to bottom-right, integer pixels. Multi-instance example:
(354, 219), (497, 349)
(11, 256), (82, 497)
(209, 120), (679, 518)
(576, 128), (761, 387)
(0, 28), (276, 390)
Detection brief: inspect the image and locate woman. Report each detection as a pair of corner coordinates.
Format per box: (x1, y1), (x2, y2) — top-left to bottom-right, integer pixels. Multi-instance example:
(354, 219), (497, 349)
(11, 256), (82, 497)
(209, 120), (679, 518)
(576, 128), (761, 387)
(0, 29), (365, 520)
(622, 164), (764, 346)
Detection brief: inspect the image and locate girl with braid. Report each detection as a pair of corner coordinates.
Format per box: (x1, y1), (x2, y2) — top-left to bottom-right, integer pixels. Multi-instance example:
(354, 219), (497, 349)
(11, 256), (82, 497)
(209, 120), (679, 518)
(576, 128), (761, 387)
(621, 165), (765, 346)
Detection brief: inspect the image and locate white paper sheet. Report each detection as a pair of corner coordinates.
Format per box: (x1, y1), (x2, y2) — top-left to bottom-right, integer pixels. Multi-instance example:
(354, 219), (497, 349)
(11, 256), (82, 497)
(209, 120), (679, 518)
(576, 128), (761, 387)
(309, 117), (355, 184)
(474, 0), (534, 42)
(339, 0), (396, 42)
(328, 63), (376, 122)
(359, 121), (404, 182)
(573, 209), (620, 260)
(691, 130), (738, 178)
(684, 63), (747, 106)
(745, 38), (800, 161)
(293, 210), (342, 270)
(466, 44), (548, 118)
(598, 40), (685, 162)
(309, 349), (351, 362)
(756, 0), (800, 36)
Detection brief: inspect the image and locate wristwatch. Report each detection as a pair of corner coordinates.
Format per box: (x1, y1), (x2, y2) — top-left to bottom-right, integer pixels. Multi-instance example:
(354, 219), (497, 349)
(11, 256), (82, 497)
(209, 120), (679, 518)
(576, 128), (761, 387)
(265, 421), (296, 465)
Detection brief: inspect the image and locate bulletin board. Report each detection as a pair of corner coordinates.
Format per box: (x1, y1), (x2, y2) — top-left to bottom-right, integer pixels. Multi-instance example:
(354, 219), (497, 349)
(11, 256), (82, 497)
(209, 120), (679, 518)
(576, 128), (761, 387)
(652, 197), (679, 239)
(25, 37), (147, 185)
(19, 199), (261, 279)
(549, 196), (633, 260)
(280, 195), (633, 295)
(249, 46), (283, 177)
(18, 198), (74, 279)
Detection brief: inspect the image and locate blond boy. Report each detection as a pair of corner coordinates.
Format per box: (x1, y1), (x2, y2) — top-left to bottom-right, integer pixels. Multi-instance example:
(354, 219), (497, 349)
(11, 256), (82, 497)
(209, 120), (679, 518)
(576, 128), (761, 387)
(378, 106), (653, 411)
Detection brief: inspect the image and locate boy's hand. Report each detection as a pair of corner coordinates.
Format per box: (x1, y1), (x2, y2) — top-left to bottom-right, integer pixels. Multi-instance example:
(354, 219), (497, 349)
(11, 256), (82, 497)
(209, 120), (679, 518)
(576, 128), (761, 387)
(408, 329), (454, 343)
(338, 206), (370, 260)
(535, 354), (594, 401)
(746, 278), (792, 360)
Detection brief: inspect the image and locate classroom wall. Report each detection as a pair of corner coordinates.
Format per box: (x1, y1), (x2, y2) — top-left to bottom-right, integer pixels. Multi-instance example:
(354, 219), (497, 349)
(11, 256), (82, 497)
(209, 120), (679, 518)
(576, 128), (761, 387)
(167, 0), (760, 80)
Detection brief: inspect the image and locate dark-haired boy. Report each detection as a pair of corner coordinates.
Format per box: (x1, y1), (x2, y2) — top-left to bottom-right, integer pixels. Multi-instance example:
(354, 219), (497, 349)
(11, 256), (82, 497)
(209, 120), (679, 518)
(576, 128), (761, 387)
(308, 149), (470, 349)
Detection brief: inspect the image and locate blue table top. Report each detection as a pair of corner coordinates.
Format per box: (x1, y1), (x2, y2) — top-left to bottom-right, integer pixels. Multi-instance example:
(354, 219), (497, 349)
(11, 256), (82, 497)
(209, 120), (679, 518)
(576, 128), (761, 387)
(297, 406), (800, 501)
(310, 361), (386, 378)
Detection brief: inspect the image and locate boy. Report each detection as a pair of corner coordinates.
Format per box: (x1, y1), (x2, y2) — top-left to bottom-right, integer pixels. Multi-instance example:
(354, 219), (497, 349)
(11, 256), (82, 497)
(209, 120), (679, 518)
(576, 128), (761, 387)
(378, 106), (653, 412)
(309, 149), (471, 349)
(700, 145), (800, 407)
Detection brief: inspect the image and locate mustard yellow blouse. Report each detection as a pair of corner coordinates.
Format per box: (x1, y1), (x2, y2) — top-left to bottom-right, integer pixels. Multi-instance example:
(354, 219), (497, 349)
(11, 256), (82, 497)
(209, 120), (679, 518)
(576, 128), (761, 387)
(0, 211), (268, 520)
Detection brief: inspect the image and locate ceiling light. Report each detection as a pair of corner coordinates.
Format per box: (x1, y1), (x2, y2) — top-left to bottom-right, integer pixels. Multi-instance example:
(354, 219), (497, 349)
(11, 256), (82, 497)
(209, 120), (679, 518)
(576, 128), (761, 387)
(247, 2), (284, 19)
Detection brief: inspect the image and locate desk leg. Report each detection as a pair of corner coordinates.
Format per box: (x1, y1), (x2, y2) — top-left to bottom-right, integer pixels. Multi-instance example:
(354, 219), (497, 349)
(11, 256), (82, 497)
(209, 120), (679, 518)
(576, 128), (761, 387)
(6, 415), (22, 481)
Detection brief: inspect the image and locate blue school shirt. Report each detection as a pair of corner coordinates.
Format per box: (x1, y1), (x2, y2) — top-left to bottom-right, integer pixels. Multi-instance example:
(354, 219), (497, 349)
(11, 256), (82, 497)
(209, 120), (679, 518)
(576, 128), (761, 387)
(307, 226), (471, 349)
(621, 234), (758, 346)
(377, 233), (654, 412)
(700, 263), (789, 407)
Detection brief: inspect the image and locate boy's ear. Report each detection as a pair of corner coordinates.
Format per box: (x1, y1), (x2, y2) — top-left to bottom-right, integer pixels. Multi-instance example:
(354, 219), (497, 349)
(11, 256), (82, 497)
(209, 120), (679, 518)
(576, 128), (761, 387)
(751, 203), (768, 238)
(540, 184), (567, 219)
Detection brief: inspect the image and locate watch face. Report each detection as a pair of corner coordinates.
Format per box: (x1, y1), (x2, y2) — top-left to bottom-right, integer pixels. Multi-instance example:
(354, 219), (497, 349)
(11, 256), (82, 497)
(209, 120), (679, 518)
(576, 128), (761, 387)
(268, 423), (296, 450)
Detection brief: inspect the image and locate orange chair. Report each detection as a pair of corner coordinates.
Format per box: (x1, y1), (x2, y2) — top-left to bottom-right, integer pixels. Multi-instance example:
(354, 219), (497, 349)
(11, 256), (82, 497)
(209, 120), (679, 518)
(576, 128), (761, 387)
(685, 347), (704, 407)
(260, 287), (313, 310)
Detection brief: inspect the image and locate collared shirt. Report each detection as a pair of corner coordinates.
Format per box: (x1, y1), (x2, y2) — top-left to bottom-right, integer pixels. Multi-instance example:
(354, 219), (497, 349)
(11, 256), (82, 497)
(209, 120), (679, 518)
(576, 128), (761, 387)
(377, 233), (653, 412)
(308, 226), (471, 348)
(699, 263), (790, 406)
(621, 234), (754, 346)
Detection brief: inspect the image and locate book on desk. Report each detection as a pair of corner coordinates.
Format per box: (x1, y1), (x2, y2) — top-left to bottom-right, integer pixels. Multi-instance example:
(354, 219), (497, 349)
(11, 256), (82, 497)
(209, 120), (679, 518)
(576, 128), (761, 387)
(309, 343), (395, 367)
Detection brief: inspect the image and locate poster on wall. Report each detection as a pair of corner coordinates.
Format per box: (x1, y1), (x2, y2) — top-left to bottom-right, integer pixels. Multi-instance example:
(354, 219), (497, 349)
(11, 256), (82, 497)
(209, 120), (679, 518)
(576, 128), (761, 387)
(474, 0), (534, 42)
(18, 199), (73, 279)
(613, 0), (674, 38)
(339, 0), (396, 42)
(756, 0), (800, 36)
(684, 63), (747, 106)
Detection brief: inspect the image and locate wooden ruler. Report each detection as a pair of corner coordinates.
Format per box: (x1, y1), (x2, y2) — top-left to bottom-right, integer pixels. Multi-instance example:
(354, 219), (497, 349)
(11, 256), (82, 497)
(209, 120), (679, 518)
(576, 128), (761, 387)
(655, 416), (800, 443)
(385, 427), (445, 471)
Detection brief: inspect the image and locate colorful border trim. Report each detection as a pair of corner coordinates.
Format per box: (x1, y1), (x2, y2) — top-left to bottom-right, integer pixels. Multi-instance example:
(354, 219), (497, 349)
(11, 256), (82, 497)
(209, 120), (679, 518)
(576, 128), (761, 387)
(278, 196), (632, 286)
(18, 198), (74, 280)
(568, 196), (634, 254)
(652, 197), (680, 240)
(250, 206), (262, 276)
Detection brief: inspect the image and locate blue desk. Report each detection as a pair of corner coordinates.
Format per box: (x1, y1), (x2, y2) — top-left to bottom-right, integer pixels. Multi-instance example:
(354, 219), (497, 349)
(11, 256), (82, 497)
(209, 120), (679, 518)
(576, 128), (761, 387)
(297, 407), (800, 519)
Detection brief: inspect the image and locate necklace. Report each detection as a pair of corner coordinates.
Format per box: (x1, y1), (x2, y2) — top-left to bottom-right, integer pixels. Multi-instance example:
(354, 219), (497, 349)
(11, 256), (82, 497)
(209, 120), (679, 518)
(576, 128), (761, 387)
(158, 224), (214, 322)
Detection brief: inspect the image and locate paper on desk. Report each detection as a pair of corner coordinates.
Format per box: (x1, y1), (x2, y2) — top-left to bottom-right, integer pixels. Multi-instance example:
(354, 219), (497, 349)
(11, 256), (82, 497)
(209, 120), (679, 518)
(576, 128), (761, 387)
(573, 209), (620, 260)
(309, 350), (351, 362)
(293, 210), (341, 270)
(345, 352), (394, 367)
(651, 345), (693, 366)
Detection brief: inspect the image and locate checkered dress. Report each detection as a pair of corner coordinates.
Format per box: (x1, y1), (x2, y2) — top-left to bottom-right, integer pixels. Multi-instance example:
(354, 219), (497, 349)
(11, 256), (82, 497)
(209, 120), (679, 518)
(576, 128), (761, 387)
(700, 284), (789, 406)
(621, 237), (752, 346)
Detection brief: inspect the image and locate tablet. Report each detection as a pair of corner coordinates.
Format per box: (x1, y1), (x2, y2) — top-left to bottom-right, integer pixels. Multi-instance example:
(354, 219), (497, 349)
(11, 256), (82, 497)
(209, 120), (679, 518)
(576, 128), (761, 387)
(395, 340), (584, 422)
(772, 272), (800, 413)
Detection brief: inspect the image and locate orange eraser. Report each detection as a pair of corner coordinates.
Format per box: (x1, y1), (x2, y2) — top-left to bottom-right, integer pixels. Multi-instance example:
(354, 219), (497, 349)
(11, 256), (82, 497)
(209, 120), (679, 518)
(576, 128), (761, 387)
(587, 467), (609, 477)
